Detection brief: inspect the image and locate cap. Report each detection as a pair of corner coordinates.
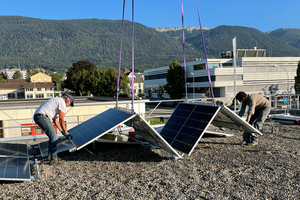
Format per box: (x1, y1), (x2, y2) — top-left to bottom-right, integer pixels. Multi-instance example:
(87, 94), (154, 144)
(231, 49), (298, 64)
(62, 93), (74, 107)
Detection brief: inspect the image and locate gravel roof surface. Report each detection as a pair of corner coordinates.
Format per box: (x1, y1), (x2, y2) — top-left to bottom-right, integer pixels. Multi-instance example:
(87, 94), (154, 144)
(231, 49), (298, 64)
(1, 121), (299, 199)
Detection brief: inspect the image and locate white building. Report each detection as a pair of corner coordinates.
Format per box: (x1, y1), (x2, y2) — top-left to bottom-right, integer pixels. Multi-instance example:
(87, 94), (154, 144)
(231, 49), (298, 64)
(144, 56), (300, 99)
(124, 69), (144, 97)
(0, 69), (27, 79)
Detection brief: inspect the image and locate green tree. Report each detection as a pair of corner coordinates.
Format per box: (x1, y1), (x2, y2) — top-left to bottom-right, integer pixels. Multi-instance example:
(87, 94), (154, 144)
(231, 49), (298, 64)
(0, 76), (5, 83)
(100, 67), (129, 97)
(157, 85), (164, 98)
(64, 60), (98, 95)
(51, 73), (64, 90)
(145, 88), (152, 99)
(12, 70), (22, 79)
(0, 72), (7, 80)
(138, 89), (144, 98)
(294, 61), (300, 94)
(164, 60), (185, 99)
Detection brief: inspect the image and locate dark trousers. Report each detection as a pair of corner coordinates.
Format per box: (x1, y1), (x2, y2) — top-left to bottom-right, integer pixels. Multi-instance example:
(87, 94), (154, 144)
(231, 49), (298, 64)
(243, 106), (271, 142)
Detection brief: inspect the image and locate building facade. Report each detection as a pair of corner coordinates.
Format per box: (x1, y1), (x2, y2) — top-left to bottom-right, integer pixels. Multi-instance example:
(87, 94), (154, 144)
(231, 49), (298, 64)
(0, 69), (27, 79)
(0, 73), (54, 99)
(124, 69), (144, 97)
(144, 57), (300, 99)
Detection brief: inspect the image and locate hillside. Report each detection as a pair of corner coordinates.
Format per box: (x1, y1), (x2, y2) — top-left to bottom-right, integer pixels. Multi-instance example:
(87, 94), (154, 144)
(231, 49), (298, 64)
(162, 25), (300, 58)
(267, 28), (300, 50)
(0, 16), (299, 73)
(0, 16), (201, 73)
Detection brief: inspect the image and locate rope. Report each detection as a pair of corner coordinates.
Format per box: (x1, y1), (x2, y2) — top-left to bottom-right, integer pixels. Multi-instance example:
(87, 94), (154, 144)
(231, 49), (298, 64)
(181, 0), (188, 100)
(195, 0), (214, 99)
(116, 0), (126, 108)
(131, 0), (135, 111)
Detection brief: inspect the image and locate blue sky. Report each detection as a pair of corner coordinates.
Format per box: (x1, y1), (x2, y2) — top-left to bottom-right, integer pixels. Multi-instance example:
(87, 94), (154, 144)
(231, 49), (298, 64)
(0, 0), (299, 32)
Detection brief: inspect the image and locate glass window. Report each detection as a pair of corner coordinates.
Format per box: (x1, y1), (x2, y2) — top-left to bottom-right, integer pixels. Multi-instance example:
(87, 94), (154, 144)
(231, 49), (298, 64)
(36, 93), (44, 98)
(37, 88), (42, 91)
(7, 93), (15, 99)
(47, 93), (53, 98)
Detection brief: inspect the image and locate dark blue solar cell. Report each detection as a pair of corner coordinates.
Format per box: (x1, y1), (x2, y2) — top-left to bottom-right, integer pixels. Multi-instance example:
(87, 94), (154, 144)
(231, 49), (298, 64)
(159, 102), (218, 155)
(70, 108), (134, 149)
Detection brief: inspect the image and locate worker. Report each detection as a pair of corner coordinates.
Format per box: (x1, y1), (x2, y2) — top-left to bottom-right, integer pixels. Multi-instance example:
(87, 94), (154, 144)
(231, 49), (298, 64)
(33, 93), (74, 164)
(236, 91), (271, 146)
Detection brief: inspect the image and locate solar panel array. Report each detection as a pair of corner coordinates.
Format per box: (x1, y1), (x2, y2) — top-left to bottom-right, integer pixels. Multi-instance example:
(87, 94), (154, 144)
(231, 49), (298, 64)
(159, 103), (220, 156)
(0, 143), (28, 158)
(70, 108), (135, 150)
(0, 143), (31, 181)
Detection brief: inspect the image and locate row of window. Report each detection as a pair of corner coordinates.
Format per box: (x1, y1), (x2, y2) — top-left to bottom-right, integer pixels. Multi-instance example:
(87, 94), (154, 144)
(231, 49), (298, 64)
(25, 88), (53, 91)
(146, 74), (241, 82)
(193, 63), (233, 70)
(26, 93), (53, 99)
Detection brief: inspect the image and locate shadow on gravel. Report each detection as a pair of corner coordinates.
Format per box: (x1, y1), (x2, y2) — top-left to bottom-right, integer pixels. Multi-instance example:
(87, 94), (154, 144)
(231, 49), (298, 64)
(276, 135), (300, 141)
(58, 142), (170, 163)
(198, 141), (239, 146)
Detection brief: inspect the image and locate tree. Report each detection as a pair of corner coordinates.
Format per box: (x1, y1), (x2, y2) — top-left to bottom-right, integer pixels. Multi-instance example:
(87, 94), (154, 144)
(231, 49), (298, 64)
(157, 85), (164, 98)
(0, 72), (7, 80)
(64, 60), (98, 95)
(294, 61), (300, 94)
(145, 88), (152, 99)
(99, 67), (129, 97)
(138, 89), (144, 98)
(51, 73), (64, 90)
(164, 60), (185, 99)
(12, 70), (22, 79)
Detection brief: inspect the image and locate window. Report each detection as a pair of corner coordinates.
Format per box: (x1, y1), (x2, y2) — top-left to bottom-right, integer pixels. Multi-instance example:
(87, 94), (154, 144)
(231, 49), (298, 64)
(45, 88), (52, 91)
(37, 88), (42, 91)
(26, 88), (33, 91)
(47, 93), (53, 98)
(145, 73), (167, 80)
(27, 94), (33, 99)
(36, 93), (44, 98)
(21, 123), (57, 136)
(193, 64), (206, 70)
(17, 92), (25, 99)
(7, 93), (15, 99)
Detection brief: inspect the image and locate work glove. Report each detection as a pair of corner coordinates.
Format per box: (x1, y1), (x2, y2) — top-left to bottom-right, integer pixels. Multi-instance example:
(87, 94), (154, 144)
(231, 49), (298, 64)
(61, 130), (73, 140)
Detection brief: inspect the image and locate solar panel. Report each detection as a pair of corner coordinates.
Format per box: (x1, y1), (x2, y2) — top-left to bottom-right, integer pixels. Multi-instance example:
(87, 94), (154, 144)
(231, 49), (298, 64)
(130, 115), (182, 159)
(211, 106), (263, 135)
(0, 143), (28, 158)
(159, 103), (220, 156)
(70, 108), (135, 150)
(0, 157), (31, 181)
(38, 139), (76, 158)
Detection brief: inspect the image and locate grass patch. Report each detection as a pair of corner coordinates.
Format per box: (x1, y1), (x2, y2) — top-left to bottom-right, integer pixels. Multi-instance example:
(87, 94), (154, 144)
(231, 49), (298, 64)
(149, 119), (168, 125)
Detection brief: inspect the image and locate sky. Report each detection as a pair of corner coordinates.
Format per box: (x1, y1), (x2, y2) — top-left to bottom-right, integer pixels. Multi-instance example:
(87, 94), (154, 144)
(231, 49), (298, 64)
(0, 0), (299, 32)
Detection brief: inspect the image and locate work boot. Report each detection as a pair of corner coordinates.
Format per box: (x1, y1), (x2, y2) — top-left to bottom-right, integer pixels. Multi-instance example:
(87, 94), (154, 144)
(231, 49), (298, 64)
(49, 158), (65, 165)
(247, 133), (258, 146)
(240, 140), (248, 145)
(247, 140), (258, 146)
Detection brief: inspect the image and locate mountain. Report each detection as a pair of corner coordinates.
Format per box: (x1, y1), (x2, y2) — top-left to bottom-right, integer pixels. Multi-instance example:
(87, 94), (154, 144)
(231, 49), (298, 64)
(162, 25), (300, 58)
(0, 16), (299, 73)
(0, 16), (201, 73)
(267, 28), (300, 50)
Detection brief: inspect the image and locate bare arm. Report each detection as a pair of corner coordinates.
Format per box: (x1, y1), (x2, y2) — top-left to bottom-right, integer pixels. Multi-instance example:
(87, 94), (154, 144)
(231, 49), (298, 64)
(53, 110), (67, 133)
(246, 114), (252, 123)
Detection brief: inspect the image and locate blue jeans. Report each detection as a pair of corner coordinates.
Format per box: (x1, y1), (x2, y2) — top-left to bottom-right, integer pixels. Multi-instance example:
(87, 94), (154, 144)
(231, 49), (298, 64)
(34, 115), (58, 160)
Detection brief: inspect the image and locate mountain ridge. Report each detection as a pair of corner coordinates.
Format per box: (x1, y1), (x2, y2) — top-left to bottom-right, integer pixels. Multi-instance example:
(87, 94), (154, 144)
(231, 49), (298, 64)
(0, 16), (299, 73)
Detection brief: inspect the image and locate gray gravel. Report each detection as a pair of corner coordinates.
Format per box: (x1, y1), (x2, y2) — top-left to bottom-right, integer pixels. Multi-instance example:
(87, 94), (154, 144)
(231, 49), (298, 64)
(1, 121), (300, 199)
